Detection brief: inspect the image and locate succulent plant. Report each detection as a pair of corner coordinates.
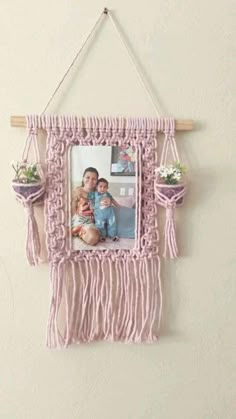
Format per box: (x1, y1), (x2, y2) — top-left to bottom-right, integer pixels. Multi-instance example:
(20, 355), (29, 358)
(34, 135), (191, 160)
(12, 161), (41, 184)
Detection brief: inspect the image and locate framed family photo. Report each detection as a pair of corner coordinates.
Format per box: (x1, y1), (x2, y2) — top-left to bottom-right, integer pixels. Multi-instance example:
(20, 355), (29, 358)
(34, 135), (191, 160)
(71, 145), (137, 252)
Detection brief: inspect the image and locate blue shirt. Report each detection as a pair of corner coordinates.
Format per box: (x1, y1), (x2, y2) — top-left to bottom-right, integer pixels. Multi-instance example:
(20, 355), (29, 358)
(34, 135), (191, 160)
(88, 191), (113, 211)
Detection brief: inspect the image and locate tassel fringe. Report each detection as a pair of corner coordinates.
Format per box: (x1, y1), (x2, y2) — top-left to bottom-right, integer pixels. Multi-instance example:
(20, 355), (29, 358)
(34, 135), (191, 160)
(164, 207), (178, 259)
(46, 256), (162, 348)
(25, 203), (41, 266)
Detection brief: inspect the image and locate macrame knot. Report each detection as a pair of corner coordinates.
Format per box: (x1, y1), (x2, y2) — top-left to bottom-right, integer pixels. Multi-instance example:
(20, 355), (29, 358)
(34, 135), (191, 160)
(24, 202), (34, 215)
(29, 127), (38, 136)
(165, 203), (175, 219)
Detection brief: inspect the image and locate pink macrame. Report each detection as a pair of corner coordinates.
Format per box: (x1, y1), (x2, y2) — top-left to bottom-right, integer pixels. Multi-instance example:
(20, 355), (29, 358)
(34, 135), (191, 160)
(13, 115), (187, 347)
(10, 8), (189, 347)
(24, 115), (164, 347)
(16, 115), (187, 347)
(12, 115), (46, 265)
(154, 118), (187, 258)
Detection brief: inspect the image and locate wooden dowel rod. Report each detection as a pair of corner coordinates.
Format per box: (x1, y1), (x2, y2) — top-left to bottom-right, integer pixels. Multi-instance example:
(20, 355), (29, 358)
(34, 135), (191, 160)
(10, 116), (194, 131)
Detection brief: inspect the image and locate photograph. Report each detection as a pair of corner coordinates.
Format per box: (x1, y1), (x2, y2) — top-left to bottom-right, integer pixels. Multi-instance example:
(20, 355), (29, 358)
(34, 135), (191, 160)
(111, 145), (136, 176)
(71, 145), (136, 251)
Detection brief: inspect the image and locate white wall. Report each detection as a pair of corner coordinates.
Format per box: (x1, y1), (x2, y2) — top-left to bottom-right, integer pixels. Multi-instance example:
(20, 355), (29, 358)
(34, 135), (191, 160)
(1, 1), (235, 418)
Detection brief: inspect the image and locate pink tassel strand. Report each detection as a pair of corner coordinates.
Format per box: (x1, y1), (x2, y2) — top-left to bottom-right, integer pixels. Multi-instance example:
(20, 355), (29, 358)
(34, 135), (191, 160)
(46, 256), (161, 347)
(24, 202), (41, 265)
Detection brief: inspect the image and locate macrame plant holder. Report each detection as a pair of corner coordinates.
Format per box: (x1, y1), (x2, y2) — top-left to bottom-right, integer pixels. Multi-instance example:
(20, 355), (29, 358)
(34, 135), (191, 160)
(12, 115), (46, 265)
(10, 8), (192, 347)
(154, 119), (187, 258)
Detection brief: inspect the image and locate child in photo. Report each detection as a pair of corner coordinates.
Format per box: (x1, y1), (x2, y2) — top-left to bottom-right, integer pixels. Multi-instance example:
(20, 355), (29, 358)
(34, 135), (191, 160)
(71, 197), (94, 236)
(88, 178), (121, 241)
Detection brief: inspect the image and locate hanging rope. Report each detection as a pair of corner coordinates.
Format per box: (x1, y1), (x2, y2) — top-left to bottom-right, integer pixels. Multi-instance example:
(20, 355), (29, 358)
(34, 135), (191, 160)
(41, 8), (162, 117)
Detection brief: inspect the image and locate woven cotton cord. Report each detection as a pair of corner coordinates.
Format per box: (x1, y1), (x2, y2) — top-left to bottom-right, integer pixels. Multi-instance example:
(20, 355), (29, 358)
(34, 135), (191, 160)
(159, 118), (179, 166)
(12, 115), (46, 265)
(155, 118), (187, 258)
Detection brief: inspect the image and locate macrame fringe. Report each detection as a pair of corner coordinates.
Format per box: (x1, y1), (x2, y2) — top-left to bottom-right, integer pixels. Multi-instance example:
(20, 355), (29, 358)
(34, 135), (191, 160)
(46, 256), (162, 348)
(24, 203), (41, 266)
(164, 206), (178, 258)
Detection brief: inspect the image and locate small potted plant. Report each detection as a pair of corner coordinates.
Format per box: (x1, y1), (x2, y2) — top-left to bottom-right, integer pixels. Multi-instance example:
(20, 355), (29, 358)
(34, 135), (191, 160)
(155, 162), (187, 205)
(12, 161), (45, 202)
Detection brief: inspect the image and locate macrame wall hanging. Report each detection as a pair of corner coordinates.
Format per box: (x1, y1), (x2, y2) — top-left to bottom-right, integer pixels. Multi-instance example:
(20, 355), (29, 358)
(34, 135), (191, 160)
(11, 8), (193, 348)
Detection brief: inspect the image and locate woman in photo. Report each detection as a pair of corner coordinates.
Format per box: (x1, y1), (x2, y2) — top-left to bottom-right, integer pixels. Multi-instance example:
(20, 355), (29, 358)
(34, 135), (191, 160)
(71, 167), (111, 245)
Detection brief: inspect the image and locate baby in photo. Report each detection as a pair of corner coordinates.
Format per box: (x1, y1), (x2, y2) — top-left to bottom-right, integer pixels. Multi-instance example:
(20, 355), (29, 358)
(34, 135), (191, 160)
(88, 178), (120, 241)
